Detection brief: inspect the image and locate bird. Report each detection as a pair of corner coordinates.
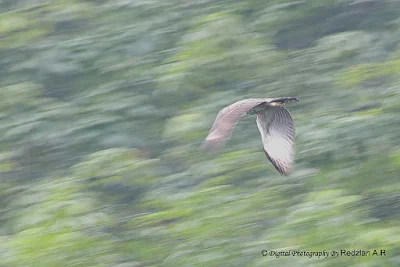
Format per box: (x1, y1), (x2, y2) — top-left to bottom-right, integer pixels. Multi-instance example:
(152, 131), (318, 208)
(202, 97), (299, 176)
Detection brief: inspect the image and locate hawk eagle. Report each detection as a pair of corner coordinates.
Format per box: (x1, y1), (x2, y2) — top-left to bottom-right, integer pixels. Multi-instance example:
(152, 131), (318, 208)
(202, 97), (299, 175)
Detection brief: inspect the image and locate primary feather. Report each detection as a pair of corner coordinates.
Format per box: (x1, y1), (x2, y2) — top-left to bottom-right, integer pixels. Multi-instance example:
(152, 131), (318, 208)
(256, 106), (295, 175)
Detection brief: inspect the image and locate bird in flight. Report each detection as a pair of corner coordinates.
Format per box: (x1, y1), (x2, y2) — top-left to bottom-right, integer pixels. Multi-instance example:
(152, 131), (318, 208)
(202, 97), (299, 176)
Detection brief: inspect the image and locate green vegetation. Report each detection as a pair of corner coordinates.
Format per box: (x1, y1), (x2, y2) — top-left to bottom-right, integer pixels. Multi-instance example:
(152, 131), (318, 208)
(0, 0), (399, 266)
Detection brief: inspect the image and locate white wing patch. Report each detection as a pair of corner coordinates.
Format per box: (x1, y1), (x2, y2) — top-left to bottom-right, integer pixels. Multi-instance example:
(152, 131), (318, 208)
(256, 106), (295, 175)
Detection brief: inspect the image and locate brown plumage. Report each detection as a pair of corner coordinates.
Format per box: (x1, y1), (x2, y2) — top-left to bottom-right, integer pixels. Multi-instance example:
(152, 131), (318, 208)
(202, 97), (299, 175)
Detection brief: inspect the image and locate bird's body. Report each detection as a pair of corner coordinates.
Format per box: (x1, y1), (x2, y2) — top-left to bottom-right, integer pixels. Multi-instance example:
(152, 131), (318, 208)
(202, 97), (299, 175)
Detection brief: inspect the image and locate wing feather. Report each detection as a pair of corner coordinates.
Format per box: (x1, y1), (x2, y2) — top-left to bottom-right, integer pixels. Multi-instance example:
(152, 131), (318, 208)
(203, 98), (269, 151)
(256, 106), (295, 175)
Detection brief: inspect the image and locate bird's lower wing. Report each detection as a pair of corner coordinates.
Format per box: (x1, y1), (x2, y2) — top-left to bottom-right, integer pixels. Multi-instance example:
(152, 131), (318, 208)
(256, 106), (295, 175)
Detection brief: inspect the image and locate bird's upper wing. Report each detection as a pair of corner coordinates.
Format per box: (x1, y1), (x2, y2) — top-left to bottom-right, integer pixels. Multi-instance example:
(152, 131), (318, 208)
(202, 98), (269, 151)
(256, 106), (295, 175)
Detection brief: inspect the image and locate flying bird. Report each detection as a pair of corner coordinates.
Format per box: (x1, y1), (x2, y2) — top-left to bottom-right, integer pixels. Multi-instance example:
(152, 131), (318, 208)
(202, 97), (299, 175)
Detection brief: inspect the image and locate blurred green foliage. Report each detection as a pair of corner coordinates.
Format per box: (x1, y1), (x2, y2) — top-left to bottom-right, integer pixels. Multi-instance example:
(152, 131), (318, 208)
(0, 0), (399, 266)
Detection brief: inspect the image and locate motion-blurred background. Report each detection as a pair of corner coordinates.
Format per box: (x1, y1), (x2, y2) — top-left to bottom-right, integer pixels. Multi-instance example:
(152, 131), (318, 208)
(0, 0), (399, 266)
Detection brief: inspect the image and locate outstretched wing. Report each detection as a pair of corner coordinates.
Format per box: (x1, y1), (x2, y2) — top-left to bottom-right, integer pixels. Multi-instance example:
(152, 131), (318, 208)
(202, 98), (268, 151)
(256, 106), (295, 175)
